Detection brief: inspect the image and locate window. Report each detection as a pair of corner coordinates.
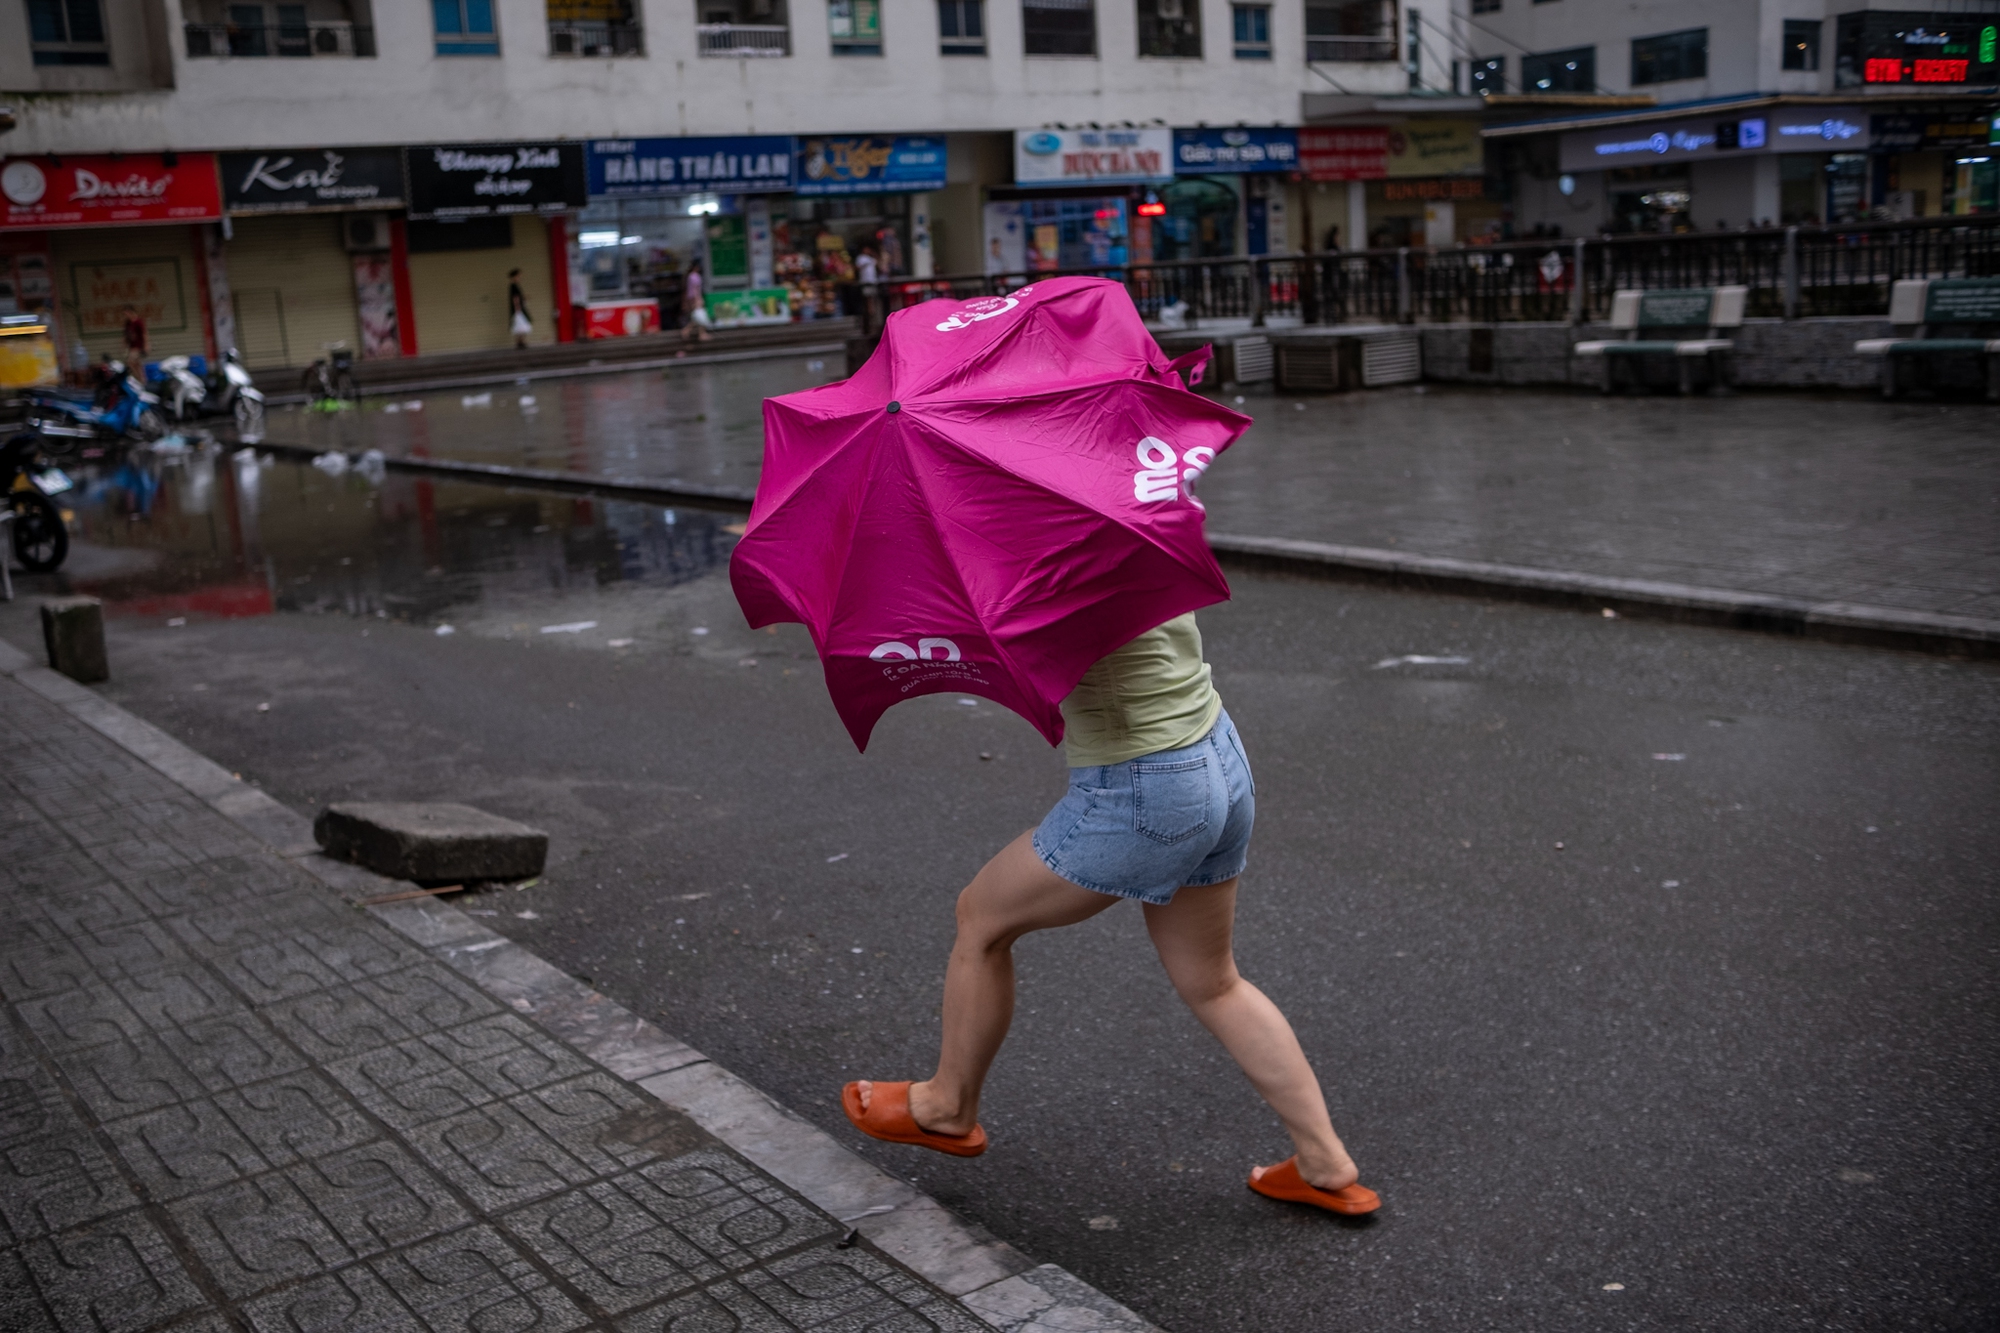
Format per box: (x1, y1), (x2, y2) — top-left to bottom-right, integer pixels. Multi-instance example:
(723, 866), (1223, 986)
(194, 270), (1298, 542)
(1631, 27), (1705, 84)
(1781, 18), (1820, 71)
(699, 0), (790, 56)
(939, 0), (984, 53)
(182, 0), (374, 57)
(1024, 0), (1094, 55)
(1470, 0), (1498, 12)
(1521, 44), (1592, 91)
(434, 0), (497, 53)
(828, 0), (880, 52)
(549, 0), (642, 54)
(1231, 3), (1269, 58)
(1304, 0), (1392, 62)
(28, 0), (108, 65)
(1469, 54), (1502, 93)
(1138, 0), (1199, 57)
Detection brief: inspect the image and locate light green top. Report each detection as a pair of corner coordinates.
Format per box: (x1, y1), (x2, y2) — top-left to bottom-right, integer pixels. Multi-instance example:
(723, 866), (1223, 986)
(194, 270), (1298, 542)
(1060, 612), (1223, 767)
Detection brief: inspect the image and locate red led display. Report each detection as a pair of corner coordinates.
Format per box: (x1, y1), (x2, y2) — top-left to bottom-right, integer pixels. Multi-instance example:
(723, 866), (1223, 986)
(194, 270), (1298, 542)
(1864, 56), (1905, 82)
(1913, 58), (1969, 82)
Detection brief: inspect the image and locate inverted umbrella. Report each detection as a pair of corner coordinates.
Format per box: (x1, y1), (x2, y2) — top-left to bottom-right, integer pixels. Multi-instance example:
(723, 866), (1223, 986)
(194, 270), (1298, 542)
(730, 275), (1251, 751)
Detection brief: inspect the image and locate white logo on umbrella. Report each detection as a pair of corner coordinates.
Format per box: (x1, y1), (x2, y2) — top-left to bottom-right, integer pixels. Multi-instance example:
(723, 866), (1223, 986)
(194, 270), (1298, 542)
(871, 638), (962, 661)
(1132, 437), (1215, 506)
(936, 297), (1019, 333)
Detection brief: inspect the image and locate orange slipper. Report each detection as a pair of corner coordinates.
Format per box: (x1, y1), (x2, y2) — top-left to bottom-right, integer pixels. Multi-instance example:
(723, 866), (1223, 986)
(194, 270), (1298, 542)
(841, 1081), (988, 1158)
(1248, 1156), (1381, 1215)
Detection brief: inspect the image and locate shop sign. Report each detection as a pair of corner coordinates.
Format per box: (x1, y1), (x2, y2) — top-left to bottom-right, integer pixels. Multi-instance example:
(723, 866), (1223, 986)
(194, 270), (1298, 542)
(1870, 112), (2000, 152)
(0, 154), (222, 231)
(1848, 12), (1998, 85)
(71, 259), (188, 335)
(220, 147), (405, 214)
(1559, 108), (1871, 173)
(796, 136), (945, 195)
(587, 137), (794, 198)
(1387, 120), (1483, 178)
(1014, 129), (1172, 186)
(1383, 178), (1484, 202)
(1300, 127), (1390, 180)
(405, 143), (588, 219)
(705, 287), (791, 327)
(1174, 129), (1298, 174)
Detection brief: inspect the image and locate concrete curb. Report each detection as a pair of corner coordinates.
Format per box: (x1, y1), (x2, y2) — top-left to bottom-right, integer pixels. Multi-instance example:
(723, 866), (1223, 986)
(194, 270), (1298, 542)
(210, 443), (1998, 659)
(261, 340), (849, 406)
(1204, 533), (2000, 659)
(0, 633), (1162, 1333)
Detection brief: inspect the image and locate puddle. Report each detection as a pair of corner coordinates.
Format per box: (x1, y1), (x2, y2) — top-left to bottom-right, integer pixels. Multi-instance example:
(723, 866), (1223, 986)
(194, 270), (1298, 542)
(36, 443), (739, 628)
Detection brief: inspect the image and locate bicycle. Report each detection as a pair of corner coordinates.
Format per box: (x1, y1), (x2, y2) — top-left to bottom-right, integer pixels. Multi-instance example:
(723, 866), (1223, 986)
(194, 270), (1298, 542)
(302, 342), (358, 405)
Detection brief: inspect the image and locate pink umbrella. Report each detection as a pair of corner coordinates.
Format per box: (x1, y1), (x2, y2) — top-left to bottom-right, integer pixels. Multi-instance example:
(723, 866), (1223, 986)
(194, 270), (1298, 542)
(730, 275), (1250, 751)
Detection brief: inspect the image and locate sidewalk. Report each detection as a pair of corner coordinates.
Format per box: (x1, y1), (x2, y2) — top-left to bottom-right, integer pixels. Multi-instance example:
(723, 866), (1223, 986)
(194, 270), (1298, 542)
(0, 639), (1155, 1333)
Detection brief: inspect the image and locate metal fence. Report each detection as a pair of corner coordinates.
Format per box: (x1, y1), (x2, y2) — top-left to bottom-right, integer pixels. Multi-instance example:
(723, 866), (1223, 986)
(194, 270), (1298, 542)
(857, 216), (2000, 336)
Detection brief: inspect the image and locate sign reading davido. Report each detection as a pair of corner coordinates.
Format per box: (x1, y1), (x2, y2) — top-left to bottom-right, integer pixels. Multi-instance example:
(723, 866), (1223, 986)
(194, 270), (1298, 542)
(220, 147), (405, 213)
(0, 154), (223, 231)
(405, 143), (588, 220)
(587, 137), (795, 197)
(796, 137), (946, 195)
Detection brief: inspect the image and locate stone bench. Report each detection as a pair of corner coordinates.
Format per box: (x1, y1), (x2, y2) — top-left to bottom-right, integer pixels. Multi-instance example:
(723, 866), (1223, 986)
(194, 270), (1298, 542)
(1574, 286), (1747, 395)
(1853, 278), (2000, 401)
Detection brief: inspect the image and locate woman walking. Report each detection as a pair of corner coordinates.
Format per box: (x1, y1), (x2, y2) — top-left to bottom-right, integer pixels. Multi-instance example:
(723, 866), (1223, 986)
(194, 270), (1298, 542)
(842, 611), (1379, 1216)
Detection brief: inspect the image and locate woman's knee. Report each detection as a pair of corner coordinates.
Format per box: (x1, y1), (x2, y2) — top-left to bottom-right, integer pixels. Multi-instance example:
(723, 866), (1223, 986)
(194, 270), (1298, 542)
(1167, 962), (1242, 1011)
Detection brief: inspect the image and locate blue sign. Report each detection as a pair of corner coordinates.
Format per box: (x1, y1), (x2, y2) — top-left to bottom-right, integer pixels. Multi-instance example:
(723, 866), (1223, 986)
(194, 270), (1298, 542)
(1173, 128), (1299, 174)
(794, 136), (947, 195)
(586, 137), (795, 197)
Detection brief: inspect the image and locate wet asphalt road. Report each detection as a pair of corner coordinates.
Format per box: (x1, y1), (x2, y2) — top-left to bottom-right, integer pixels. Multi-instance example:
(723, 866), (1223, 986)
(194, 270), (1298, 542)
(5, 550), (1995, 1331)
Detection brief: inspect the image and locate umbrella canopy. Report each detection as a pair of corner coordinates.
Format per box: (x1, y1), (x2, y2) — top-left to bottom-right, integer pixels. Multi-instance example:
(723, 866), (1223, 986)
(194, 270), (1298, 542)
(730, 275), (1251, 751)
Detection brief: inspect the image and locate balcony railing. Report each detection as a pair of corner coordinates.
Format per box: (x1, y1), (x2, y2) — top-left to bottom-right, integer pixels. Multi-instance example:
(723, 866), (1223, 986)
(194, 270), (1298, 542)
(697, 23), (791, 55)
(1305, 34), (1393, 61)
(184, 21), (375, 57)
(549, 21), (645, 55)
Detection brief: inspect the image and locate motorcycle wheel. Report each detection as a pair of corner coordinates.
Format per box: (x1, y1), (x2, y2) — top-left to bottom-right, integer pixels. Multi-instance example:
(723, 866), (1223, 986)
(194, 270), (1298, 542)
(136, 408), (167, 441)
(10, 491), (69, 574)
(234, 395), (266, 439)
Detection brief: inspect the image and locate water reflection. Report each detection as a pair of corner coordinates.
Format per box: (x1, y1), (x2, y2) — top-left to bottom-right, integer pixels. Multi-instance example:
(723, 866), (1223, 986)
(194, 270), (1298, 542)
(46, 443), (739, 626)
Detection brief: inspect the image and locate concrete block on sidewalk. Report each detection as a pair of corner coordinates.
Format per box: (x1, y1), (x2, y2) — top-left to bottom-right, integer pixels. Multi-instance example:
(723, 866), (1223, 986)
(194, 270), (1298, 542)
(40, 597), (107, 683)
(313, 801), (547, 882)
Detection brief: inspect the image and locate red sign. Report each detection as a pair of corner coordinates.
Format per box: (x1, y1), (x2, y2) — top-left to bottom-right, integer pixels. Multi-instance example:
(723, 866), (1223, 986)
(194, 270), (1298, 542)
(580, 299), (661, 339)
(0, 155), (223, 231)
(1299, 127), (1390, 181)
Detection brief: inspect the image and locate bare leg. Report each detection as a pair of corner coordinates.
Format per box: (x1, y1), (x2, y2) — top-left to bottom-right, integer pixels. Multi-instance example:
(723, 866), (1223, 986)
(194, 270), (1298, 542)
(857, 831), (1116, 1136)
(1142, 880), (1359, 1191)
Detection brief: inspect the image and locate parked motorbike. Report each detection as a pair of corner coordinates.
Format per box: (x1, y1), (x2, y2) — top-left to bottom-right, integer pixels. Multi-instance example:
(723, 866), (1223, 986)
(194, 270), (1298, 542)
(209, 348), (267, 439)
(26, 359), (165, 451)
(3, 429), (73, 575)
(302, 342), (358, 405)
(148, 354), (209, 423)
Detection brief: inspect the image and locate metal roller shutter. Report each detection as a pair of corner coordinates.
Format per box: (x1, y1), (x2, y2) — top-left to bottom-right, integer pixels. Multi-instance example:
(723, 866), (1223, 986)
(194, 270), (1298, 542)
(49, 225), (207, 365)
(224, 214), (362, 371)
(406, 216), (554, 355)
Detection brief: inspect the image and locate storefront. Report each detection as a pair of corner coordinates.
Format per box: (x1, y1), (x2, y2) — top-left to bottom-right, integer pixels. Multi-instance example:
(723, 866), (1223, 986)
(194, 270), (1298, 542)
(1, 153), (226, 376)
(1171, 129), (1300, 259)
(1299, 120), (1492, 249)
(1872, 109), (2000, 217)
(403, 142), (587, 353)
(218, 147), (409, 368)
(991, 129), (1172, 272)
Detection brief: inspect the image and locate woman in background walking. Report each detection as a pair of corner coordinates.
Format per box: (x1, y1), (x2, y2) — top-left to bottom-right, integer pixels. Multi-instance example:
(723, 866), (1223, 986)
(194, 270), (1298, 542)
(507, 269), (531, 349)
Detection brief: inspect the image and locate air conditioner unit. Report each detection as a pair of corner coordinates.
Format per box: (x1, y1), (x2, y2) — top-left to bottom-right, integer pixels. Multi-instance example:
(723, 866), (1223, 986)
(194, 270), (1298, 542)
(343, 213), (392, 253)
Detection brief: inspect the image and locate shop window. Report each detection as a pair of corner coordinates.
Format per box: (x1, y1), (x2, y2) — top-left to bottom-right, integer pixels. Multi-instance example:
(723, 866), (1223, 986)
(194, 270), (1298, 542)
(700, 0), (790, 55)
(182, 1), (375, 57)
(1521, 44), (1592, 92)
(1138, 0), (1200, 58)
(549, 0), (642, 54)
(1152, 179), (1237, 261)
(1231, 4), (1268, 58)
(1630, 28), (1705, 85)
(1469, 54), (1503, 93)
(28, 0), (109, 64)
(1781, 19), (1819, 71)
(434, 0), (498, 54)
(1304, 1), (1392, 63)
(828, 0), (880, 53)
(1024, 0), (1095, 56)
(939, 0), (984, 54)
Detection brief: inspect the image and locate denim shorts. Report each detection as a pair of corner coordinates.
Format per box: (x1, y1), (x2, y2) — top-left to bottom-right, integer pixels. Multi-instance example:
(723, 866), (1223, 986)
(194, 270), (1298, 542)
(1032, 709), (1255, 906)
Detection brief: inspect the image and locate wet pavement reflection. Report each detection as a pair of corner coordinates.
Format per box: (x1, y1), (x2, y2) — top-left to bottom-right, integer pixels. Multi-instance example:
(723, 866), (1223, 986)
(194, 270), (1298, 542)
(35, 440), (741, 630)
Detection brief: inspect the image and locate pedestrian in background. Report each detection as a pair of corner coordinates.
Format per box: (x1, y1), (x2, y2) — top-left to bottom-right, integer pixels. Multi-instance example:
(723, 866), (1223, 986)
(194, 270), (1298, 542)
(680, 262), (713, 343)
(120, 304), (148, 365)
(507, 269), (532, 349)
(855, 245), (879, 287)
